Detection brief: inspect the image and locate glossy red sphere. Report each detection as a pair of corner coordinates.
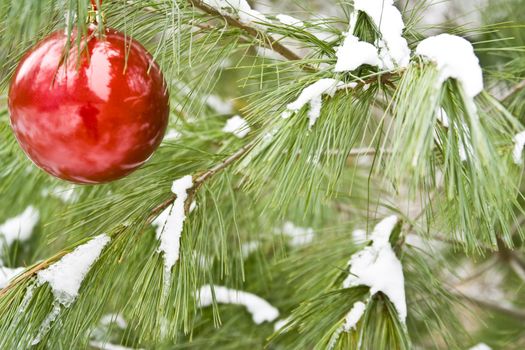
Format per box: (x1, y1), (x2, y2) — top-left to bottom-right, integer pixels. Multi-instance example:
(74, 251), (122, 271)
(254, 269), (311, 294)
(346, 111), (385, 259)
(8, 27), (169, 184)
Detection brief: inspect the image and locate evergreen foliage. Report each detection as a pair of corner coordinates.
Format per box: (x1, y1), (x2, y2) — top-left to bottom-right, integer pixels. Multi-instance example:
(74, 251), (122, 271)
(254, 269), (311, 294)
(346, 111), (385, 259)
(0, 0), (525, 349)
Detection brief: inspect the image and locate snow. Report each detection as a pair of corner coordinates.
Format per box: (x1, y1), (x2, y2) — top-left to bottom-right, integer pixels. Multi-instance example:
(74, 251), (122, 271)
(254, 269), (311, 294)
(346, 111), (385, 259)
(353, 0), (411, 69)
(155, 175), (193, 277)
(276, 14), (304, 27)
(287, 79), (343, 112)
(273, 317), (290, 331)
(241, 241), (260, 257)
(0, 266), (24, 288)
(31, 303), (61, 345)
(283, 79), (345, 128)
(222, 115), (251, 138)
(239, 8), (269, 28)
(436, 108), (450, 128)
(334, 34), (381, 72)
(41, 186), (79, 203)
(37, 234), (110, 306)
(512, 131), (525, 165)
(0, 206), (40, 248)
(279, 221), (315, 247)
(89, 341), (143, 350)
(198, 285), (279, 324)
(469, 343), (492, 350)
(164, 129), (181, 141)
(255, 46), (285, 60)
(203, 0), (269, 28)
(100, 314), (127, 329)
(342, 301), (366, 331)
(204, 95), (234, 115)
(352, 229), (368, 243)
(343, 215), (406, 322)
(416, 34), (483, 98)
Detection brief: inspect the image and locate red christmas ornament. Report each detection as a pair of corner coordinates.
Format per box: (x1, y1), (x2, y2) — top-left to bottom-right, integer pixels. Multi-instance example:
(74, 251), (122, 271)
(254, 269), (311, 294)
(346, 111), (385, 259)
(8, 26), (169, 184)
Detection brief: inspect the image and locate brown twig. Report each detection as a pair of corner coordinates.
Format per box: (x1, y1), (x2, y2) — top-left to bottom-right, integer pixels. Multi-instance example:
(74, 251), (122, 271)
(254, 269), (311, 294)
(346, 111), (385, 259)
(147, 139), (257, 221)
(502, 79), (525, 101)
(186, 0), (317, 72)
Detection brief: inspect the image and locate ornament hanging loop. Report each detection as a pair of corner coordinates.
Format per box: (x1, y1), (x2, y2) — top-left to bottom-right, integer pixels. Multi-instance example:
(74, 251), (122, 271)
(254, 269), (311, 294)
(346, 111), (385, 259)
(87, 0), (105, 25)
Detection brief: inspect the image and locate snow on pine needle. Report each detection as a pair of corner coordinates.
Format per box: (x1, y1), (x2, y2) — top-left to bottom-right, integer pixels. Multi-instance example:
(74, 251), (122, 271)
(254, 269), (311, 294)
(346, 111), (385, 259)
(341, 301), (366, 331)
(282, 79), (356, 128)
(342, 215), (406, 323)
(277, 221), (315, 247)
(36, 234), (111, 306)
(89, 340), (144, 350)
(0, 206), (40, 250)
(416, 34), (483, 99)
(31, 234), (111, 345)
(276, 14), (304, 27)
(0, 266), (24, 288)
(197, 285), (279, 324)
(222, 115), (251, 138)
(329, 216), (405, 348)
(202, 0), (269, 28)
(351, 0), (411, 69)
(512, 131), (525, 165)
(153, 175), (194, 290)
(469, 343), (492, 350)
(334, 34), (381, 72)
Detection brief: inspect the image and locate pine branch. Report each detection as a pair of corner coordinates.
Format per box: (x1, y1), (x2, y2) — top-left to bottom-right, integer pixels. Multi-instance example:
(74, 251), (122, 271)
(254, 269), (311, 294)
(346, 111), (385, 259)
(450, 289), (525, 321)
(148, 139), (257, 219)
(186, 0), (316, 72)
(503, 79), (525, 101)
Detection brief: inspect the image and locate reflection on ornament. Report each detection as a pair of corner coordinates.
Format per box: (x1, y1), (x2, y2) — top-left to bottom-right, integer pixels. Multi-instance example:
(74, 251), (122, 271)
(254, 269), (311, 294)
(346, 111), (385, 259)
(8, 26), (169, 184)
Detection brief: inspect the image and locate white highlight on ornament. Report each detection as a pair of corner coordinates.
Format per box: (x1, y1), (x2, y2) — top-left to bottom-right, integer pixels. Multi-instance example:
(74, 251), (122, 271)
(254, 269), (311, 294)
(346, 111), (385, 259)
(342, 301), (366, 331)
(0, 266), (24, 288)
(197, 285), (279, 324)
(353, 0), (411, 69)
(279, 221), (315, 247)
(512, 131), (525, 165)
(416, 34), (483, 98)
(154, 175), (193, 287)
(334, 34), (381, 72)
(0, 206), (40, 249)
(222, 115), (251, 138)
(343, 215), (406, 322)
(37, 234), (111, 306)
(276, 14), (304, 27)
(283, 79), (345, 128)
(469, 343), (492, 350)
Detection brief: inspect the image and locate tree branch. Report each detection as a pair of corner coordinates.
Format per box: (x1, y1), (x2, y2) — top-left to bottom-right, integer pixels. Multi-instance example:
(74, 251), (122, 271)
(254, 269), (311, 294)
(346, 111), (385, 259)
(186, 0), (316, 72)
(147, 139), (257, 221)
(502, 79), (525, 101)
(450, 289), (525, 321)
